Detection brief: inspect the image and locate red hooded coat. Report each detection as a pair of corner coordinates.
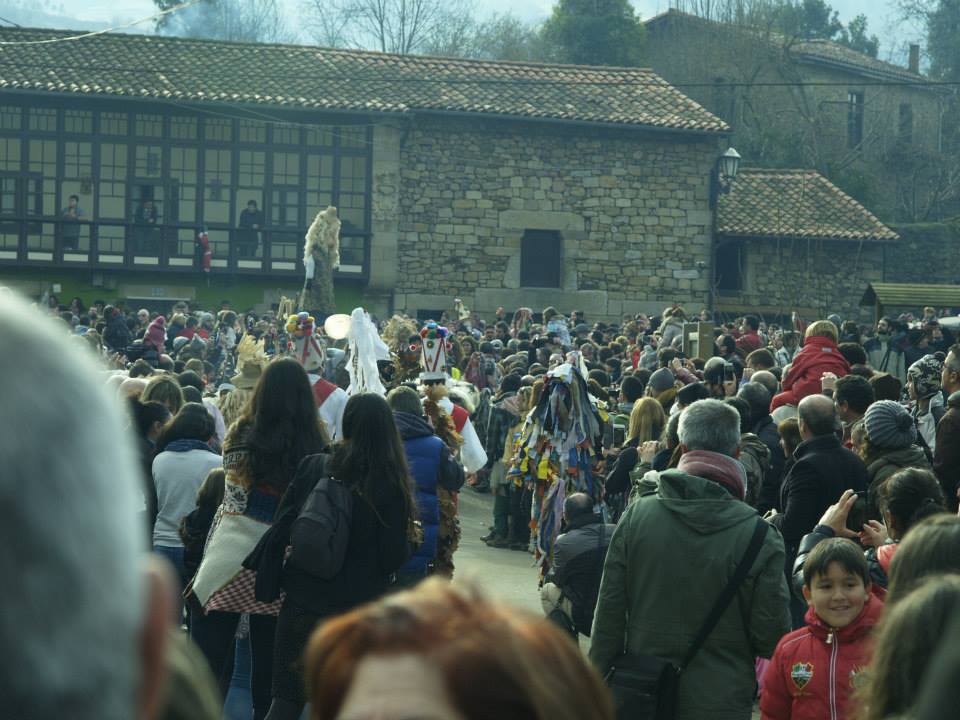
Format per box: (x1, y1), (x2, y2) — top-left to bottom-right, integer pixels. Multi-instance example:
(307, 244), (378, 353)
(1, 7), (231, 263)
(771, 335), (850, 412)
(760, 595), (882, 720)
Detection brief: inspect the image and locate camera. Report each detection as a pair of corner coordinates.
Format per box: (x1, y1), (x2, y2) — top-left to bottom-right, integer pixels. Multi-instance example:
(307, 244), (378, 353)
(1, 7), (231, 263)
(723, 362), (736, 383)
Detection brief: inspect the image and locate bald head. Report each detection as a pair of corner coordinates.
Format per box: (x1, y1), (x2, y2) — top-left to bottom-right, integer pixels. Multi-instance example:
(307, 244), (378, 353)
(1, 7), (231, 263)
(563, 492), (596, 526)
(798, 394), (838, 439)
(750, 370), (778, 399)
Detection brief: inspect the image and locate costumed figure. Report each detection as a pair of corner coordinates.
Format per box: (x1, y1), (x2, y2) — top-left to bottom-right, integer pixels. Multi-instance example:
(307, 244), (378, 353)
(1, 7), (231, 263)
(286, 310), (347, 441)
(419, 321), (487, 475)
(381, 314), (422, 388)
(300, 206), (340, 315)
(453, 297), (472, 332)
(422, 386), (465, 578)
(342, 307), (391, 396)
(509, 362), (604, 578)
(511, 307), (533, 338)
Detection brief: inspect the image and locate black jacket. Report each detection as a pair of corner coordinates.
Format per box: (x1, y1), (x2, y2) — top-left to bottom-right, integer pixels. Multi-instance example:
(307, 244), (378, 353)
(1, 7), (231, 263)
(934, 391), (960, 512)
(546, 516), (616, 636)
(754, 415), (785, 514)
(104, 314), (132, 352)
(791, 525), (892, 599)
(604, 438), (640, 496)
(774, 434), (868, 567)
(247, 453), (411, 616)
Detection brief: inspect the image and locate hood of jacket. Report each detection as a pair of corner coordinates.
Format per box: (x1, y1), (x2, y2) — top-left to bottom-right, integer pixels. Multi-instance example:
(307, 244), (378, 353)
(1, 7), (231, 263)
(393, 411), (435, 441)
(740, 433), (771, 461)
(867, 444), (928, 474)
(803, 593), (883, 642)
(493, 391), (522, 417)
(656, 469), (759, 535)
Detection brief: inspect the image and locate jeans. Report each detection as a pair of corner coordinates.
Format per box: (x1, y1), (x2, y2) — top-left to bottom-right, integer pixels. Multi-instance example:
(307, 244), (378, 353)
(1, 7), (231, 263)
(190, 609), (277, 720)
(224, 636), (253, 720)
(153, 544), (187, 622)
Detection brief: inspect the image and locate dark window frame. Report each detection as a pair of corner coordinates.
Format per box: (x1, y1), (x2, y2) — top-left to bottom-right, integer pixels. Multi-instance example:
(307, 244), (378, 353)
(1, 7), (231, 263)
(847, 91), (865, 149)
(520, 230), (562, 288)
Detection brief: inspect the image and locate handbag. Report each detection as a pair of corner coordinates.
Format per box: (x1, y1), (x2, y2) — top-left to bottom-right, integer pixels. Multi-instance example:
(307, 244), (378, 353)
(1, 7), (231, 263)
(605, 517), (768, 720)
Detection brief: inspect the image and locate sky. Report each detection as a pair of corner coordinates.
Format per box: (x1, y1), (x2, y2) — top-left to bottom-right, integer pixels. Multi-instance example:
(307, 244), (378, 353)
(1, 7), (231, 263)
(0, 0), (921, 63)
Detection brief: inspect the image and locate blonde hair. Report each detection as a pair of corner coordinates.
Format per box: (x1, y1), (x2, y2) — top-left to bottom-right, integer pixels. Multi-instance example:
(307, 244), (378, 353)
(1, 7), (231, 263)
(805, 320), (838, 343)
(627, 397), (667, 444)
(218, 388), (252, 429)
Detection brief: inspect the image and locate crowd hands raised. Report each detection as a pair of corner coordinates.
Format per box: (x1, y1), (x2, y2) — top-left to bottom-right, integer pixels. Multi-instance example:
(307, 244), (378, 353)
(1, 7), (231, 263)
(8, 290), (960, 720)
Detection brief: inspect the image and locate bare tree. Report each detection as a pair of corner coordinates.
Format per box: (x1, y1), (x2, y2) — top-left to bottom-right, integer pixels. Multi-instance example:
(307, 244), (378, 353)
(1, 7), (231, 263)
(301, 0), (474, 54)
(154, 0), (294, 43)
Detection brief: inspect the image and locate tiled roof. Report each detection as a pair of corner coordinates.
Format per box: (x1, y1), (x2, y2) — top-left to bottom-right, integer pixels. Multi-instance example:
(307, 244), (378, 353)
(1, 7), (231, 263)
(646, 9), (930, 85)
(861, 283), (960, 309)
(0, 27), (728, 133)
(791, 39), (925, 83)
(717, 168), (899, 242)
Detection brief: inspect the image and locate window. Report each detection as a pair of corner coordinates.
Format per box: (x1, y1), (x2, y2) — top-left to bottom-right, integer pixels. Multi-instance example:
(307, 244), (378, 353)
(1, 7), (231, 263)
(203, 149), (232, 223)
(169, 147), (199, 222)
(847, 91), (864, 149)
(305, 125), (335, 146)
(272, 123), (300, 145)
(715, 241), (743, 292)
(0, 138), (20, 171)
(338, 155), (367, 230)
(99, 143), (128, 219)
(0, 105), (22, 131)
(100, 112), (128, 136)
(305, 154), (334, 212)
(135, 145), (163, 178)
(64, 110), (92, 134)
(204, 119), (233, 143)
(29, 108), (57, 133)
(239, 120), (266, 144)
(520, 230), (561, 288)
(170, 116), (198, 140)
(135, 114), (163, 138)
(899, 103), (914, 145)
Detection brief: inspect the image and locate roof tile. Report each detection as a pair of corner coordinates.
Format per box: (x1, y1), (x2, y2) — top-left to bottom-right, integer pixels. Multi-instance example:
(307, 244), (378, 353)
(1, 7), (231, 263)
(717, 168), (899, 242)
(0, 27), (727, 133)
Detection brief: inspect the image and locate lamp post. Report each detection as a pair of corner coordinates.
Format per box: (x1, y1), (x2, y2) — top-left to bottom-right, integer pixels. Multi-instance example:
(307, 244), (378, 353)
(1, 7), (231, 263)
(709, 147), (741, 209)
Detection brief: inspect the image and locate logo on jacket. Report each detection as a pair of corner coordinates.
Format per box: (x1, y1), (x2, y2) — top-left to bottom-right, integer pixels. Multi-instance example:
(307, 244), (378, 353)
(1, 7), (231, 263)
(791, 662), (814, 690)
(849, 665), (868, 689)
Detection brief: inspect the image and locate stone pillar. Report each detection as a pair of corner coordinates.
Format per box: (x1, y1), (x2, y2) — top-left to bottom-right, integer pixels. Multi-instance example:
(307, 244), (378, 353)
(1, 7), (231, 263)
(365, 122), (402, 317)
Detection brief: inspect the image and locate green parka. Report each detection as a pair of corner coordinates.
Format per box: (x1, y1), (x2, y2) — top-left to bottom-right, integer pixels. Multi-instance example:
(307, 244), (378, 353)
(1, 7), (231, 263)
(589, 469), (790, 720)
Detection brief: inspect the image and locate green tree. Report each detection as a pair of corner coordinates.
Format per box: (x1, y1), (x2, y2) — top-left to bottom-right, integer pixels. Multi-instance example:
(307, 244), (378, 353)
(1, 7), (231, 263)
(540, 0), (645, 67)
(842, 14), (879, 58)
(928, 0), (960, 81)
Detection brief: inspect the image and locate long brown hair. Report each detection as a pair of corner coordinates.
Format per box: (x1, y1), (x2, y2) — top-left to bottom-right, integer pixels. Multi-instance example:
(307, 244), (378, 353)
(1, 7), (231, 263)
(238, 358), (327, 491)
(305, 578), (614, 720)
(887, 515), (960, 605)
(857, 574), (960, 720)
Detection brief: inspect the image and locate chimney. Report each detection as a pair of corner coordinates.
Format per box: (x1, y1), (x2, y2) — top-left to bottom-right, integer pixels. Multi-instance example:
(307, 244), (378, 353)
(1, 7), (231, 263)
(909, 43), (920, 74)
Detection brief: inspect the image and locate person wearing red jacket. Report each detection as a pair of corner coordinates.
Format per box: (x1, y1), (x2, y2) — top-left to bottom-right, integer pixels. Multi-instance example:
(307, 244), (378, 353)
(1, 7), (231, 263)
(771, 321), (850, 413)
(761, 538), (881, 720)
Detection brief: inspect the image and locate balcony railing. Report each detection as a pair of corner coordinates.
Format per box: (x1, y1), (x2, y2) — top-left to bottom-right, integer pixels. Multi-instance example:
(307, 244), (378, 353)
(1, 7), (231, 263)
(0, 217), (370, 281)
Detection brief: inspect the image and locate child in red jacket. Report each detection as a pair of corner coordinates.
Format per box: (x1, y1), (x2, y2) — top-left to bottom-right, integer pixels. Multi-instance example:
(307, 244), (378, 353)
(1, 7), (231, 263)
(761, 538), (882, 720)
(771, 320), (850, 412)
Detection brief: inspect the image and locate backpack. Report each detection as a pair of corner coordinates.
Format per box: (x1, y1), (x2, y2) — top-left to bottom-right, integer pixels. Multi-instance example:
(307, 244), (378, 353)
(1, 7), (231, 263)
(287, 469), (354, 580)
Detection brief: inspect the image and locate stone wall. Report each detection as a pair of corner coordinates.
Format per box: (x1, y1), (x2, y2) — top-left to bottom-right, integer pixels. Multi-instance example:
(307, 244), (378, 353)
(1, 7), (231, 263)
(391, 116), (720, 322)
(884, 223), (960, 285)
(718, 236), (884, 322)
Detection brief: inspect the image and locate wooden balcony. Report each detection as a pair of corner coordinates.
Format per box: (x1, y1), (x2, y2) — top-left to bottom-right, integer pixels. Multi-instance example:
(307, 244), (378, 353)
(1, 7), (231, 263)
(0, 218), (370, 281)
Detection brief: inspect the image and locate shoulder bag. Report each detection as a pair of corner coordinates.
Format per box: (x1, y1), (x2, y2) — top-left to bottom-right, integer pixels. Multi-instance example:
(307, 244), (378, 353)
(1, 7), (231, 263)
(605, 517), (768, 720)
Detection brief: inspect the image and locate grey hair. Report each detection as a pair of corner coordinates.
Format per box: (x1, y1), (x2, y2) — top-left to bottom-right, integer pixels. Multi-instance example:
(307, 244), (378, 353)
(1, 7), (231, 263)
(678, 398), (742, 456)
(0, 291), (144, 718)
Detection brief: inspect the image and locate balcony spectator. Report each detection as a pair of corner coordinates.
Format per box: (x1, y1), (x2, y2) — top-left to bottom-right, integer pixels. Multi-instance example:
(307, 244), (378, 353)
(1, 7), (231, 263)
(134, 198), (159, 255)
(59, 194), (85, 251)
(238, 200), (264, 259)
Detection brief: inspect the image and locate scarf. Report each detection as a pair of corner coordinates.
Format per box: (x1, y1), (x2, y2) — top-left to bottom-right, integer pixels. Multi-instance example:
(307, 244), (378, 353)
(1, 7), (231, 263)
(677, 449), (746, 501)
(164, 438), (213, 454)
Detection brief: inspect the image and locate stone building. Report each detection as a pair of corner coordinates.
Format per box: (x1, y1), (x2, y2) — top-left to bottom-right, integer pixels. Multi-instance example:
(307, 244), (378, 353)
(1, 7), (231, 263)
(643, 10), (953, 222)
(715, 168), (899, 321)
(0, 27), (730, 320)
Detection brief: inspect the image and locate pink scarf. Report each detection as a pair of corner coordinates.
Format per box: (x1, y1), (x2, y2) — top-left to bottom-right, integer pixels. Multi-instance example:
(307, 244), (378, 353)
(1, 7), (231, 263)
(677, 449), (746, 501)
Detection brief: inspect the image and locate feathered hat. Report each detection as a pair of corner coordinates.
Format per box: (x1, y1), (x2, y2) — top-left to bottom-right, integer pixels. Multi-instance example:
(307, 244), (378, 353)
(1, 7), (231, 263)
(286, 311), (325, 373)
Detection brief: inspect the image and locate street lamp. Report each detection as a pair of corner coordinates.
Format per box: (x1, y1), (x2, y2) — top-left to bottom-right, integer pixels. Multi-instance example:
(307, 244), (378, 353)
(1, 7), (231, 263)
(709, 147), (741, 209)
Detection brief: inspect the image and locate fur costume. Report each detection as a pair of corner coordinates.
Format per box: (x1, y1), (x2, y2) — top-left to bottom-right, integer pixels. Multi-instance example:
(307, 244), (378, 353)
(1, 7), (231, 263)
(423, 384), (465, 579)
(301, 206), (341, 315)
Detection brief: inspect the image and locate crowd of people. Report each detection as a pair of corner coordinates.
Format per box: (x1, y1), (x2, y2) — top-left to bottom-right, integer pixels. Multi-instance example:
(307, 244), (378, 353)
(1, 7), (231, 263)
(6, 289), (960, 720)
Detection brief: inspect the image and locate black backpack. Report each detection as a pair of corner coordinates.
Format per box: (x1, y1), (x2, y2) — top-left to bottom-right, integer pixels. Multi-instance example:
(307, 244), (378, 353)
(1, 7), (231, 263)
(287, 470), (354, 580)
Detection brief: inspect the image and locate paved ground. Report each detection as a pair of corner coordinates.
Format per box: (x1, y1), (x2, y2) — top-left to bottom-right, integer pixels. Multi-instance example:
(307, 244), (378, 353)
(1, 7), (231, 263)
(453, 487), (543, 615)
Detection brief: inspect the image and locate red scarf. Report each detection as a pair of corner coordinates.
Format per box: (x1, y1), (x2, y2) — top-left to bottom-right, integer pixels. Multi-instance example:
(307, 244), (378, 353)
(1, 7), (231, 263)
(677, 449), (746, 501)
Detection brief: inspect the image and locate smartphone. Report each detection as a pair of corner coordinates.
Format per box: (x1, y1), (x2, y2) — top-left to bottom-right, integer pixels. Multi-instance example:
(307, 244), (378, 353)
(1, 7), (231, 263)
(613, 425), (626, 448)
(723, 362), (736, 383)
(846, 497), (867, 535)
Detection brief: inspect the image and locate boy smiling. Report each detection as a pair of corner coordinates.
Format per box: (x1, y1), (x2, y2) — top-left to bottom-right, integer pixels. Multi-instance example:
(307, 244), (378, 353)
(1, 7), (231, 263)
(761, 538), (882, 720)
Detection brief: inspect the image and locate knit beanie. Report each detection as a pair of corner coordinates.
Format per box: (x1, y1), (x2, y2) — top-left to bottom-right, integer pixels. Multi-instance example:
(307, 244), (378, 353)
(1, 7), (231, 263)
(145, 316), (166, 350)
(907, 354), (943, 401)
(648, 367), (676, 395)
(864, 400), (917, 450)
